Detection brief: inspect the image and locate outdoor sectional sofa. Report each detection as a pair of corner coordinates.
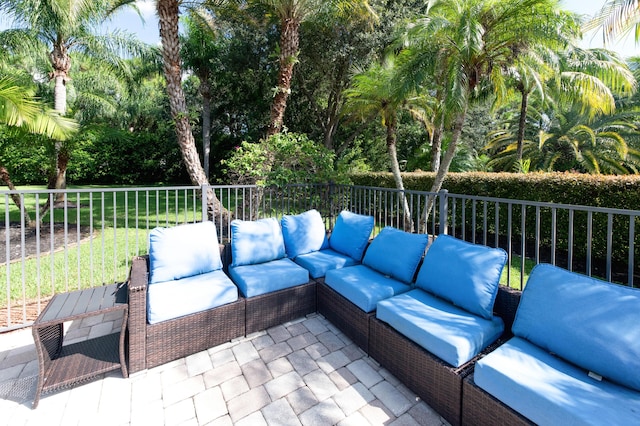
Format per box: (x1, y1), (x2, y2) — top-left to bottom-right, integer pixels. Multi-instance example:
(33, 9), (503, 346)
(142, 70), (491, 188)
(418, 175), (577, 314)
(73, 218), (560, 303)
(130, 213), (640, 425)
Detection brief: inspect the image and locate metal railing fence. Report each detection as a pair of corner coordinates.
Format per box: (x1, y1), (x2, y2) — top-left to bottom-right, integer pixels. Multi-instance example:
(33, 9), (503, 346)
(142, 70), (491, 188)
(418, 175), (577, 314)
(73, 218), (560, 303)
(1, 183), (638, 331)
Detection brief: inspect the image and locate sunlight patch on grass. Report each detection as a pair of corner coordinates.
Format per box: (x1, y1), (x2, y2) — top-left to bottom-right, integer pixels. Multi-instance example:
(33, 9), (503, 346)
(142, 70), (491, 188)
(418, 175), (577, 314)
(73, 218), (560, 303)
(500, 254), (537, 290)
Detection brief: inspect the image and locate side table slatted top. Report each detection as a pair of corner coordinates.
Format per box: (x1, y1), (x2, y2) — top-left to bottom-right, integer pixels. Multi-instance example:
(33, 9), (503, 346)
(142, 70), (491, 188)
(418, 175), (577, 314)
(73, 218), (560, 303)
(32, 283), (129, 408)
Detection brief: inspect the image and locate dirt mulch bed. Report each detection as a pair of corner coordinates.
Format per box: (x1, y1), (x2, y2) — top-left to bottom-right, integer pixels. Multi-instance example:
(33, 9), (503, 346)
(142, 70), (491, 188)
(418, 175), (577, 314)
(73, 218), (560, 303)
(0, 222), (94, 264)
(0, 298), (52, 328)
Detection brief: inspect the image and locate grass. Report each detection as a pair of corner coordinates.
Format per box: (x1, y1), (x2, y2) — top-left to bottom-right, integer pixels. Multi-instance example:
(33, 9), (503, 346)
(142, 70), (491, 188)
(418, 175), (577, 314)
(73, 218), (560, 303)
(1, 228), (148, 308)
(0, 186), (210, 309)
(500, 254), (537, 290)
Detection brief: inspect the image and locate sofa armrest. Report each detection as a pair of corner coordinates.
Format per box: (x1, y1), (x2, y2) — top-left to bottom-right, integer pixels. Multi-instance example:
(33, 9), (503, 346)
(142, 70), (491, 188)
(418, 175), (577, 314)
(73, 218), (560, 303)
(494, 285), (522, 334)
(128, 255), (149, 374)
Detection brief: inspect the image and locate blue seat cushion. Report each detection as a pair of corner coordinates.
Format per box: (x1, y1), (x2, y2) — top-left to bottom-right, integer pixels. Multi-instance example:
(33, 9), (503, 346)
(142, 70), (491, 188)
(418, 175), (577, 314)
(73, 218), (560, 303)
(513, 263), (640, 392)
(231, 218), (286, 267)
(362, 227), (429, 284)
(282, 209), (328, 258)
(324, 264), (411, 313)
(474, 337), (640, 425)
(147, 270), (238, 324)
(294, 249), (358, 279)
(415, 235), (506, 320)
(328, 211), (374, 262)
(229, 258), (310, 298)
(148, 221), (223, 284)
(377, 289), (504, 367)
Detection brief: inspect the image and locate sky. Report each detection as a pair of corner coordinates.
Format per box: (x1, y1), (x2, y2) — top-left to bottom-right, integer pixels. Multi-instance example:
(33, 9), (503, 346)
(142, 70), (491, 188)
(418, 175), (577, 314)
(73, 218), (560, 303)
(102, 0), (638, 57)
(1, 0), (638, 57)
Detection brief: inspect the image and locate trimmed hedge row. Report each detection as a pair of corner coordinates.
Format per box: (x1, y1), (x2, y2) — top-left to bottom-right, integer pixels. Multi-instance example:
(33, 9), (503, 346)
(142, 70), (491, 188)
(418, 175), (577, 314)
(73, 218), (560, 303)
(349, 171), (640, 210)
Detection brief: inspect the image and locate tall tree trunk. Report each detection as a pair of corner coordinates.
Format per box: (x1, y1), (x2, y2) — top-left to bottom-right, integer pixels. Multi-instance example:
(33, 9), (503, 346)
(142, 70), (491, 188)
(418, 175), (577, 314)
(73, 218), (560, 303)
(50, 45), (71, 199)
(516, 89), (529, 168)
(267, 17), (300, 136)
(426, 105), (469, 222)
(431, 120), (443, 173)
(200, 76), (212, 177)
(54, 145), (69, 198)
(157, 0), (230, 226)
(386, 116), (413, 232)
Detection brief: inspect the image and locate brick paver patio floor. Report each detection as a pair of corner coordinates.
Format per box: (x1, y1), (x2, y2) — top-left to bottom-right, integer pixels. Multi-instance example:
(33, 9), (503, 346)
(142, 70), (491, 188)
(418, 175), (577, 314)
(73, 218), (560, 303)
(0, 313), (449, 425)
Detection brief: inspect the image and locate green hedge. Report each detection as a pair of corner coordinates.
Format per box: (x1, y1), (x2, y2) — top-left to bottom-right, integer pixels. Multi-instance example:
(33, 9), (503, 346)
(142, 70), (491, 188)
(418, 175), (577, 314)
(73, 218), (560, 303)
(349, 172), (640, 282)
(349, 171), (640, 210)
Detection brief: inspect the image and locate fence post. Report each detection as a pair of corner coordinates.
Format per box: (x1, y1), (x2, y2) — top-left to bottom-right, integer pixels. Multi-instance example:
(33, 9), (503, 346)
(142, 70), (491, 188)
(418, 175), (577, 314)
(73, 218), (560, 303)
(201, 185), (208, 223)
(438, 189), (449, 235)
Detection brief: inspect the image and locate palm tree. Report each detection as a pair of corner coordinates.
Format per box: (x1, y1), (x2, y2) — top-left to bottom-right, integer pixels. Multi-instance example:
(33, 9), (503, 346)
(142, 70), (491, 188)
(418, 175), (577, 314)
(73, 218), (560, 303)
(343, 58), (430, 230)
(487, 107), (640, 174)
(182, 12), (222, 178)
(397, 0), (569, 215)
(586, 0), (640, 46)
(156, 0), (230, 224)
(493, 46), (637, 171)
(0, 76), (77, 138)
(503, 9), (580, 166)
(257, 0), (377, 136)
(0, 0), (148, 192)
(0, 74), (77, 226)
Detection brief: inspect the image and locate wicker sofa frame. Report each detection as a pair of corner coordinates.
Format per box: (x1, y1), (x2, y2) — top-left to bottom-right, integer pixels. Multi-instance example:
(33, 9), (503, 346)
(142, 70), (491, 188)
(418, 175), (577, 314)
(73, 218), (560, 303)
(245, 282), (317, 334)
(320, 283), (522, 426)
(127, 254), (246, 374)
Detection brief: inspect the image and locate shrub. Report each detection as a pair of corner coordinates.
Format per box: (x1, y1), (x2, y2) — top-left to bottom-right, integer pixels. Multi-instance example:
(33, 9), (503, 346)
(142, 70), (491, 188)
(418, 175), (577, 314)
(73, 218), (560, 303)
(221, 132), (349, 187)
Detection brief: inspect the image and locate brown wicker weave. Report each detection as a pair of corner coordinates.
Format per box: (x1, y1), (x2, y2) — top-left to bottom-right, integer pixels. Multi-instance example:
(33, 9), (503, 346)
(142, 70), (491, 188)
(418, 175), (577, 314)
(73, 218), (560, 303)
(245, 281), (317, 335)
(127, 254), (246, 374)
(316, 280), (374, 353)
(368, 285), (522, 426)
(492, 285), (522, 333)
(369, 317), (471, 426)
(32, 284), (128, 408)
(461, 373), (533, 426)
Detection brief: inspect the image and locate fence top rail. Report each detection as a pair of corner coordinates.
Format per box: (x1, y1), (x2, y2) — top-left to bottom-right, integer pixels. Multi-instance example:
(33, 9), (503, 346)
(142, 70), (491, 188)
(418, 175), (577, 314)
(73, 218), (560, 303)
(340, 184), (440, 197)
(0, 184), (272, 196)
(2, 183), (639, 217)
(446, 192), (640, 217)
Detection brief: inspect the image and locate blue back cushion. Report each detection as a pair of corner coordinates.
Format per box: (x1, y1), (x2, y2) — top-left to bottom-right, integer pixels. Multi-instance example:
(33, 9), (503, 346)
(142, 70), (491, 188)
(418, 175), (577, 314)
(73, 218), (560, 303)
(513, 263), (640, 392)
(362, 227), (429, 284)
(281, 209), (328, 258)
(148, 221), (223, 284)
(329, 211), (374, 261)
(231, 217), (286, 266)
(415, 235), (507, 319)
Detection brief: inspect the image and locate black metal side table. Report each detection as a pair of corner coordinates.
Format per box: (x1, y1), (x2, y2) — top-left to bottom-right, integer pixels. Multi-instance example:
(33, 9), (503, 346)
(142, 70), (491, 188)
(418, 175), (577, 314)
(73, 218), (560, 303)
(31, 283), (128, 408)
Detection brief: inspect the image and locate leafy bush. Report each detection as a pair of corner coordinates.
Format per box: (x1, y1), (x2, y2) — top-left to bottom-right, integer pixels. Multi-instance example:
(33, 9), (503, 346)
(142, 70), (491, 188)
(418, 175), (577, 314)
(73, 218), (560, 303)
(221, 132), (349, 187)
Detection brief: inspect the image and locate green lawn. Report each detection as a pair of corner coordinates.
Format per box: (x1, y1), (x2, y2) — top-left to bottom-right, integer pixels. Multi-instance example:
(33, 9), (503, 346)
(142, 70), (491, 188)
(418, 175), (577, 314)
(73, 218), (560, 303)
(1, 228), (147, 308)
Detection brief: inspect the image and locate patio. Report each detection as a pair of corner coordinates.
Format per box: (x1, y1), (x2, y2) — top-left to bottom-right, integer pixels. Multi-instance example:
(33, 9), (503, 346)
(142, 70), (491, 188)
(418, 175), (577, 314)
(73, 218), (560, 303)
(0, 311), (448, 426)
